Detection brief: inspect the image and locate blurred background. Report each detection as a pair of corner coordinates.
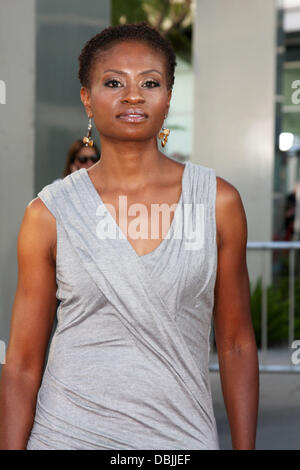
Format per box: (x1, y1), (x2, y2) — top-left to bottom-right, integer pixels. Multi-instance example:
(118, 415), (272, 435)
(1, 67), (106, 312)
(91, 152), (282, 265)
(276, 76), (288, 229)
(1, 0), (300, 449)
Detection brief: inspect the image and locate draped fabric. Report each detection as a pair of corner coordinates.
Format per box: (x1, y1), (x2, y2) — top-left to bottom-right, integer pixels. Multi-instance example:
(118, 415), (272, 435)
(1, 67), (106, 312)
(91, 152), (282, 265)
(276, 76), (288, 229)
(26, 159), (220, 450)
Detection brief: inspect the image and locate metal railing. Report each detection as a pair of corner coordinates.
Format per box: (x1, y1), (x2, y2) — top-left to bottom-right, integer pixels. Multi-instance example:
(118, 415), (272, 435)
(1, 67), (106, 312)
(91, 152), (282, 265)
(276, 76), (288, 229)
(209, 241), (300, 374)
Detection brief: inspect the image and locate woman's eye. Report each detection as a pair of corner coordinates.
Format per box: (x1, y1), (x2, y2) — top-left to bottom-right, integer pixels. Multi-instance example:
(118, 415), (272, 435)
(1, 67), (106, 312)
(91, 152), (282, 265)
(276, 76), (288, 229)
(143, 80), (160, 88)
(104, 79), (122, 88)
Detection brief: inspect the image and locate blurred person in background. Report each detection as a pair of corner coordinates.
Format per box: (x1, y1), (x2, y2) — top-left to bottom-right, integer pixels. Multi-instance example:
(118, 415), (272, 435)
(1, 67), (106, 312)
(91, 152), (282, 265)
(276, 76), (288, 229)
(283, 181), (300, 241)
(63, 139), (101, 177)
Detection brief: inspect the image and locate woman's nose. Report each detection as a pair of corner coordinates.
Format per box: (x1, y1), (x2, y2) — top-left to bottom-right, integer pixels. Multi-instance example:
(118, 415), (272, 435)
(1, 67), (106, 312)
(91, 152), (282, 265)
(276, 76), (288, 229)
(121, 83), (145, 103)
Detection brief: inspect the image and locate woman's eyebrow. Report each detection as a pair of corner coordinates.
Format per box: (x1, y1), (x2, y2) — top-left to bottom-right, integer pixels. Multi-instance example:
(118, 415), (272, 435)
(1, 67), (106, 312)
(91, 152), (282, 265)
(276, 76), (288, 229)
(103, 68), (162, 76)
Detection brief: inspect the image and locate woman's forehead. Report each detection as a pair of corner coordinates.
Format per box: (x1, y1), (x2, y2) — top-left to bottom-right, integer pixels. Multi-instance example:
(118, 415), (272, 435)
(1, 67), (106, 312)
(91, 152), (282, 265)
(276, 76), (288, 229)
(95, 41), (165, 69)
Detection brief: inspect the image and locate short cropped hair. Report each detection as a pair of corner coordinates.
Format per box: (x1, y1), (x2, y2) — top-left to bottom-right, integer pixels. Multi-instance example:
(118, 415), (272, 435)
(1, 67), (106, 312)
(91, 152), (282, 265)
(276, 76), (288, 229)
(78, 22), (177, 91)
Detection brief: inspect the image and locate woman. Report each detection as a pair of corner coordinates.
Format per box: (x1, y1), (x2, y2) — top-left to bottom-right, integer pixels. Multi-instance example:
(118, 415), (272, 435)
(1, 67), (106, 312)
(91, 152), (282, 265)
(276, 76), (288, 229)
(63, 139), (101, 177)
(0, 22), (259, 450)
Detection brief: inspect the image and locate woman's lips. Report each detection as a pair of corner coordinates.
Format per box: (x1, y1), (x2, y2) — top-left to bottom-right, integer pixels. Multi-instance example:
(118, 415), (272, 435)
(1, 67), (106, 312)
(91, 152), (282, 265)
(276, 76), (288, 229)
(117, 113), (147, 122)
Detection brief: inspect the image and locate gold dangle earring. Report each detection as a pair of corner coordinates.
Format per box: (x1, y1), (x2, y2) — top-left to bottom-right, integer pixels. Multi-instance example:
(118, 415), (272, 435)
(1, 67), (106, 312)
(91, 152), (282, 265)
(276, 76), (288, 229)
(158, 115), (170, 148)
(82, 116), (94, 147)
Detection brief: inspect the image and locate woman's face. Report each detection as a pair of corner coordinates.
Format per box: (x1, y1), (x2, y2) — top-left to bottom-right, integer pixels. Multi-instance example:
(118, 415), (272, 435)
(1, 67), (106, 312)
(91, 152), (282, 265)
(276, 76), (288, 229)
(80, 41), (172, 143)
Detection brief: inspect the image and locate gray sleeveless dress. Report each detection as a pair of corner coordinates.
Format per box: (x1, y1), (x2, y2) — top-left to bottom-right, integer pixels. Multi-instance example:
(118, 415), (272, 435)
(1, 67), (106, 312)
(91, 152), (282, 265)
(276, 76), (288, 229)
(26, 159), (220, 450)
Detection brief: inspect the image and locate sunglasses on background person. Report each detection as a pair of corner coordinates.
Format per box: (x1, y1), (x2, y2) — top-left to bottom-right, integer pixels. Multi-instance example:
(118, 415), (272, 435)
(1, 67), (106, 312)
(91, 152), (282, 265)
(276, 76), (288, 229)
(75, 155), (99, 164)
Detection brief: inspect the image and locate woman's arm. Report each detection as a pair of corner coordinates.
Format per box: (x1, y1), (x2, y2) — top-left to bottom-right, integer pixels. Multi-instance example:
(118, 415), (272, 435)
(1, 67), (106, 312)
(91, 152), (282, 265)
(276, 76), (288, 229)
(0, 198), (57, 450)
(213, 177), (259, 450)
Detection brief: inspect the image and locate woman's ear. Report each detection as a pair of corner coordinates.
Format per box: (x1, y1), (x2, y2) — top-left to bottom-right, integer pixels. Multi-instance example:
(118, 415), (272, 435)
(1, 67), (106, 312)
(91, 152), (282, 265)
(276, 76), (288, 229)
(166, 89), (172, 116)
(80, 87), (93, 117)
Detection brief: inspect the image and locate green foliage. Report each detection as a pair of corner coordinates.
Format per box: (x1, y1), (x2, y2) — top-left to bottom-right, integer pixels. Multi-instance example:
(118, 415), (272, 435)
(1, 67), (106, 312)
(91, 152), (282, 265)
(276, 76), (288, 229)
(111, 0), (193, 63)
(250, 275), (300, 347)
(111, 0), (148, 25)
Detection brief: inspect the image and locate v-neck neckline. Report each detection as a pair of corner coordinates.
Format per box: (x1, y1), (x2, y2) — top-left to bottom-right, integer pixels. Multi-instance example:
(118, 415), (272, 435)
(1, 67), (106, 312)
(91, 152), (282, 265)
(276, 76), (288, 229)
(80, 160), (190, 259)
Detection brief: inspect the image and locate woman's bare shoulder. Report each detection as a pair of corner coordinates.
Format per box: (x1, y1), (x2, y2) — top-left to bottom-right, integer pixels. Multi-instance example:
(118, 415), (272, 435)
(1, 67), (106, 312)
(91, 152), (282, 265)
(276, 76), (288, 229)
(216, 175), (241, 202)
(26, 196), (55, 221)
(215, 176), (247, 249)
(20, 197), (56, 263)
